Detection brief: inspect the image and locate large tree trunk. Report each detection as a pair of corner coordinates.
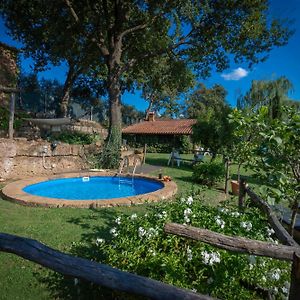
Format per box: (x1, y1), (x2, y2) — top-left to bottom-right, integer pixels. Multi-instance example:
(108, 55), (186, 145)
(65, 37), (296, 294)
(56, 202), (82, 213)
(100, 54), (122, 169)
(59, 63), (76, 118)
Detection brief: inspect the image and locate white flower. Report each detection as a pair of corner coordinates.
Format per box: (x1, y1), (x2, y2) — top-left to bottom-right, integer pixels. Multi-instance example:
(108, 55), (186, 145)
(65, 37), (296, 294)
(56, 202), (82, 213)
(270, 269), (281, 281)
(184, 208), (192, 216)
(207, 277), (214, 284)
(147, 227), (158, 239)
(240, 221), (252, 231)
(231, 211), (240, 217)
(149, 249), (156, 256)
(201, 251), (221, 266)
(144, 213), (148, 217)
(248, 255), (256, 265)
(74, 278), (79, 286)
(281, 287), (288, 294)
(266, 227), (275, 236)
(191, 288), (197, 293)
(131, 213), (137, 220)
(184, 216), (190, 223)
(162, 211), (167, 217)
(215, 216), (225, 229)
(181, 197), (186, 203)
(187, 246), (193, 261)
(186, 196), (193, 205)
(219, 207), (229, 214)
(138, 227), (146, 238)
(115, 217), (121, 225)
(157, 213), (163, 219)
(110, 227), (118, 237)
(95, 238), (105, 246)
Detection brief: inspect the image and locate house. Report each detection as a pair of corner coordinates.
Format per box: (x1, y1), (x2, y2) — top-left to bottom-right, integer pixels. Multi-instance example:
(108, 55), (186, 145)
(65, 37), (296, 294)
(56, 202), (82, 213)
(122, 112), (197, 153)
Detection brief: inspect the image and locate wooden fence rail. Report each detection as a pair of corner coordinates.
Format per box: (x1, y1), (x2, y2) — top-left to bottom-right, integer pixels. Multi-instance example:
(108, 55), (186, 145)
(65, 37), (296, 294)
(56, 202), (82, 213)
(245, 186), (298, 247)
(164, 223), (299, 261)
(165, 180), (300, 300)
(0, 233), (216, 300)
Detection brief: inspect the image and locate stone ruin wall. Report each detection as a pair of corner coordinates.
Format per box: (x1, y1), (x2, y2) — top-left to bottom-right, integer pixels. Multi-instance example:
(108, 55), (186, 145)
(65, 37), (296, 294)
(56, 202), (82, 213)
(0, 138), (101, 180)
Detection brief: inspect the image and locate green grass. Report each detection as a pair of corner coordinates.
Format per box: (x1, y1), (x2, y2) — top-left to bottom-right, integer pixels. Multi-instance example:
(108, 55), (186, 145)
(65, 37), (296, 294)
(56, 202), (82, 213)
(0, 199), (146, 300)
(0, 153), (255, 299)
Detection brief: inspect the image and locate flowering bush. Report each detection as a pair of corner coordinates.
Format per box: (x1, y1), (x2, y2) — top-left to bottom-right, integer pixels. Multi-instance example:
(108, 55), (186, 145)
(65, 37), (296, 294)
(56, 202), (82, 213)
(68, 195), (290, 299)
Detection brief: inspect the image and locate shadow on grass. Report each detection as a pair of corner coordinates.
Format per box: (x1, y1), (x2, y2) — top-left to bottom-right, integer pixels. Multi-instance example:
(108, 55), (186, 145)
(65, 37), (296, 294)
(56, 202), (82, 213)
(34, 207), (141, 300)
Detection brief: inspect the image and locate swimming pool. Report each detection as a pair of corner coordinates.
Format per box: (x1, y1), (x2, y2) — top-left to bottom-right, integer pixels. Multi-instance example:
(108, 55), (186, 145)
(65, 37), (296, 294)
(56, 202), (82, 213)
(2, 172), (177, 208)
(23, 176), (164, 200)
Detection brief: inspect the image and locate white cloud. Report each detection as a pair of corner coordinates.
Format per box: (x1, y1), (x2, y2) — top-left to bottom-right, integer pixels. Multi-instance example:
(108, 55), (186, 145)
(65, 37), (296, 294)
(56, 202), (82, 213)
(221, 67), (249, 81)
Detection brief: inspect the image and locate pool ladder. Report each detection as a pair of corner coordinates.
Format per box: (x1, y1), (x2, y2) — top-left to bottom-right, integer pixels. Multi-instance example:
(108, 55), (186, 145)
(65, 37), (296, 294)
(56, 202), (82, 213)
(117, 157), (139, 185)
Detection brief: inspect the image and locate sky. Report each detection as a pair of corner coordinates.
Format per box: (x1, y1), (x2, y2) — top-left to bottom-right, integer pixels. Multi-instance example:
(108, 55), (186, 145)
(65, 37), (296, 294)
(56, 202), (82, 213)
(0, 0), (299, 112)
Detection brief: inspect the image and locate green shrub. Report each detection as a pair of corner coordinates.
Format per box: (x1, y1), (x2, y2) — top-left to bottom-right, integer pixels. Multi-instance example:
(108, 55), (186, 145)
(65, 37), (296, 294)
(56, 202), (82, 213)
(54, 195), (290, 300)
(51, 132), (100, 145)
(0, 106), (27, 130)
(193, 161), (224, 187)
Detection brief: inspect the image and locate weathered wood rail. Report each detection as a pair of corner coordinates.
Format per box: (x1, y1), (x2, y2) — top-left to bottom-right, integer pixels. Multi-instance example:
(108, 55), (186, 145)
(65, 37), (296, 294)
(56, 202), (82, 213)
(0, 233), (216, 300)
(165, 223), (299, 261)
(165, 179), (300, 300)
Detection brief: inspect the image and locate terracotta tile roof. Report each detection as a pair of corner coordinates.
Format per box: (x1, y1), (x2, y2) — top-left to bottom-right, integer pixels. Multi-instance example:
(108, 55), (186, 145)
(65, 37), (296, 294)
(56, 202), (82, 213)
(122, 119), (197, 135)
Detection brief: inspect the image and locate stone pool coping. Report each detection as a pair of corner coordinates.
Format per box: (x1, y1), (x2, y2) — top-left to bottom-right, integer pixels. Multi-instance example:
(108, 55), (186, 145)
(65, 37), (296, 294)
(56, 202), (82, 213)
(1, 172), (177, 208)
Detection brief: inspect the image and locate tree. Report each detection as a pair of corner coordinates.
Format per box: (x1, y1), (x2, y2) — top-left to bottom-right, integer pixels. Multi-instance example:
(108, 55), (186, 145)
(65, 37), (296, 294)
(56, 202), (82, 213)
(230, 106), (300, 236)
(139, 56), (195, 119)
(121, 104), (144, 125)
(1, 0), (293, 167)
(185, 83), (227, 118)
(237, 76), (293, 119)
(192, 104), (233, 160)
(1, 1), (100, 117)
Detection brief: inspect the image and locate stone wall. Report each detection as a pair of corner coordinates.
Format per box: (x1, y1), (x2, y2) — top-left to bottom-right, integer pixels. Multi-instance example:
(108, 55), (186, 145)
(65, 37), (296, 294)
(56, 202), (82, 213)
(0, 138), (101, 180)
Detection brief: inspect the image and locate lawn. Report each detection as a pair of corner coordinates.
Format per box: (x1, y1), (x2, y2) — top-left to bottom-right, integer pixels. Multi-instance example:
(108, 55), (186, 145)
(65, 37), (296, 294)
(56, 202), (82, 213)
(0, 153), (254, 300)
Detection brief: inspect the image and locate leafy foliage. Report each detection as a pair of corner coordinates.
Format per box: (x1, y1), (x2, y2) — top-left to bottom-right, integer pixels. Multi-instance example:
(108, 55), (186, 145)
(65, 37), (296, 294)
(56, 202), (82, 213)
(61, 195), (290, 300)
(99, 125), (121, 169)
(1, 0), (293, 164)
(50, 132), (100, 145)
(237, 77), (294, 120)
(192, 104), (234, 158)
(193, 161), (225, 187)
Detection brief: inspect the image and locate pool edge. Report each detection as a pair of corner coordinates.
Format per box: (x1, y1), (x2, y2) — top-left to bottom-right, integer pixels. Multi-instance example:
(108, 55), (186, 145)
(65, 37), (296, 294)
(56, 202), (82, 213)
(1, 172), (177, 208)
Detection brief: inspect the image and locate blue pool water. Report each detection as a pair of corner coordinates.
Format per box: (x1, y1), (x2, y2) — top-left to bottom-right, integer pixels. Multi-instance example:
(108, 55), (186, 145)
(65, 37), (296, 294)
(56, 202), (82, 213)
(23, 176), (164, 200)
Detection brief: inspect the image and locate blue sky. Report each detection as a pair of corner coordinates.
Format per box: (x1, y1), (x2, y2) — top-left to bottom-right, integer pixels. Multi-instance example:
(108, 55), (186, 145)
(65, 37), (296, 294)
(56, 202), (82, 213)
(1, 0), (299, 111)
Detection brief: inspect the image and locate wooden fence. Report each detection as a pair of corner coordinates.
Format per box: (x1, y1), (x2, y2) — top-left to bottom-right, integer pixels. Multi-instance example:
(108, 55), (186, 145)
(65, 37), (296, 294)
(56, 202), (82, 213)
(0, 232), (215, 300)
(165, 179), (300, 300)
(1, 178), (299, 299)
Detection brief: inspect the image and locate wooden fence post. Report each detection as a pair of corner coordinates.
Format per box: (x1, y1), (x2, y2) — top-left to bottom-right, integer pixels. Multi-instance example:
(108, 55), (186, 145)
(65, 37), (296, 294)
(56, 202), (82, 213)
(224, 158), (230, 196)
(289, 252), (300, 300)
(238, 177), (246, 209)
(143, 144), (147, 165)
(8, 92), (16, 139)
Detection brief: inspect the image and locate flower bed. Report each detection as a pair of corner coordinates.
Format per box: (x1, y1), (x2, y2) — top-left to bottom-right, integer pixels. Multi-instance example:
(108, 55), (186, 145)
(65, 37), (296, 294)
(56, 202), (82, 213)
(66, 194), (290, 299)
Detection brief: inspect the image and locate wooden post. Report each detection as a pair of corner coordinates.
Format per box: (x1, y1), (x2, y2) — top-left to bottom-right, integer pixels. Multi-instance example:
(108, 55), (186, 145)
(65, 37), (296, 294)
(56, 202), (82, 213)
(8, 92), (16, 139)
(289, 252), (300, 300)
(224, 158), (230, 196)
(238, 177), (246, 209)
(142, 143), (147, 165)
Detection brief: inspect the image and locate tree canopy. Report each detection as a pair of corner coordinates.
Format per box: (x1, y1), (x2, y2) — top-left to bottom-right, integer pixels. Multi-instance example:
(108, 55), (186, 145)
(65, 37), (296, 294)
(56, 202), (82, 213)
(237, 76), (294, 119)
(0, 0), (293, 167)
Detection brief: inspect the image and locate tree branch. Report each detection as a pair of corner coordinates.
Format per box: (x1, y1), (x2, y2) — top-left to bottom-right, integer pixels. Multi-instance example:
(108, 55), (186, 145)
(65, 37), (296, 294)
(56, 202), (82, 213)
(64, 0), (79, 22)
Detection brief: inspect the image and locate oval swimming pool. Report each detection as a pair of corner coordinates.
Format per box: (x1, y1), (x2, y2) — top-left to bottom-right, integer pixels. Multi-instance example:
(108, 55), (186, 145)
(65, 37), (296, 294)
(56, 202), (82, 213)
(23, 176), (164, 200)
(2, 173), (177, 208)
